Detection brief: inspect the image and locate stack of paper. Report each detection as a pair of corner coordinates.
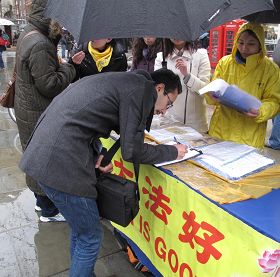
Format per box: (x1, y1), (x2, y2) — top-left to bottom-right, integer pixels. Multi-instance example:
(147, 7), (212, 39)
(198, 79), (262, 113)
(194, 141), (275, 180)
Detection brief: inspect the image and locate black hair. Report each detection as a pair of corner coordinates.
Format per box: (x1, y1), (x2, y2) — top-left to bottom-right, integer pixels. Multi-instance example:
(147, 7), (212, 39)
(150, 69), (182, 95)
(239, 29), (260, 44)
(132, 38), (162, 65)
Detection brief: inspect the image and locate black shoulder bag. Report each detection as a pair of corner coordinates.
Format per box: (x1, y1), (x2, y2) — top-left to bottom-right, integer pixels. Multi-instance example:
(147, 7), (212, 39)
(96, 139), (140, 227)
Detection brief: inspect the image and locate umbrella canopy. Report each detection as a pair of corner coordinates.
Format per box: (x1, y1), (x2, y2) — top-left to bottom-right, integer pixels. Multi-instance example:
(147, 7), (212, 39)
(244, 0), (280, 23)
(0, 18), (15, 26)
(44, 0), (274, 43)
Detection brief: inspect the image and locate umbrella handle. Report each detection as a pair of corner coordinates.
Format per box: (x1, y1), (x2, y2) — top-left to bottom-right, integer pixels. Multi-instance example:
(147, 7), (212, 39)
(161, 39), (167, 69)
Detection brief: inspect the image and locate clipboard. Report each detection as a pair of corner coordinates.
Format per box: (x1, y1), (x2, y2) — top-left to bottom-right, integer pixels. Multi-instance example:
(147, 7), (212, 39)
(154, 147), (202, 167)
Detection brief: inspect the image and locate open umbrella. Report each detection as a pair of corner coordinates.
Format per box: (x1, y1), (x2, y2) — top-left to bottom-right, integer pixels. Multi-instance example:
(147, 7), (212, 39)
(0, 18), (15, 26)
(244, 0), (280, 23)
(44, 0), (274, 43)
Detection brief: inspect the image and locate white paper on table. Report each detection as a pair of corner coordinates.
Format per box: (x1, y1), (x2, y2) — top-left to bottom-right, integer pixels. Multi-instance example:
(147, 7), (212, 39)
(195, 141), (275, 180)
(154, 142), (202, 167)
(198, 141), (255, 166)
(147, 126), (203, 144)
(212, 152), (274, 179)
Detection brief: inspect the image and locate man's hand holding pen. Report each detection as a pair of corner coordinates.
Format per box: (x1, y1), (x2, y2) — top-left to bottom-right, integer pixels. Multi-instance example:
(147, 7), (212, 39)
(173, 136), (188, 159)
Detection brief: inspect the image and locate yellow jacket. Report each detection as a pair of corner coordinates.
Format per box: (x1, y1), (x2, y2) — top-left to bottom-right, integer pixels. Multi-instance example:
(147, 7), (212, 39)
(208, 22), (280, 148)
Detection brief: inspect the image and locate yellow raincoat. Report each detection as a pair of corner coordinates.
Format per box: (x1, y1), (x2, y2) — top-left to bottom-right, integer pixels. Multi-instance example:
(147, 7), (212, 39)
(208, 22), (280, 148)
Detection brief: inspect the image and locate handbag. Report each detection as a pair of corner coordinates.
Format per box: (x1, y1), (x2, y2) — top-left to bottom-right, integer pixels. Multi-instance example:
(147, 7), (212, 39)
(0, 70), (16, 108)
(96, 139), (140, 227)
(0, 30), (40, 108)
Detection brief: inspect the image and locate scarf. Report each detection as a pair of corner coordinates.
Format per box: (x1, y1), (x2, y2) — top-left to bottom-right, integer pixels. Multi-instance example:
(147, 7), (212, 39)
(88, 42), (113, 72)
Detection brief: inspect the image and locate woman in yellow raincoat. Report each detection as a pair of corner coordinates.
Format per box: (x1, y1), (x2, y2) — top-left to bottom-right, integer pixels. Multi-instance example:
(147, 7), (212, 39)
(208, 22), (280, 148)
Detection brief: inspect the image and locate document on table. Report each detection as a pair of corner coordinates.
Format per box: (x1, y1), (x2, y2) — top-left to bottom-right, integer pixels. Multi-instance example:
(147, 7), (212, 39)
(213, 152), (275, 180)
(147, 126), (203, 144)
(194, 141), (275, 180)
(197, 141), (255, 166)
(154, 142), (202, 167)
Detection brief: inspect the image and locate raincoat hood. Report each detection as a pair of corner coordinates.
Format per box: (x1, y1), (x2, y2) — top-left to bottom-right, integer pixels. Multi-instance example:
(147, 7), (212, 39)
(231, 22), (266, 59)
(28, 0), (50, 35)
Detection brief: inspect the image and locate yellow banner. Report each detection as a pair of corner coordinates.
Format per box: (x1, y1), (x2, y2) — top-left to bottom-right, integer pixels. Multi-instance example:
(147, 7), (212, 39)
(102, 139), (280, 277)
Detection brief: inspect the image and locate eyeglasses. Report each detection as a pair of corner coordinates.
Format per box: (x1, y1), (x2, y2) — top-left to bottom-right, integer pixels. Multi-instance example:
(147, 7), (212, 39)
(164, 90), (174, 110)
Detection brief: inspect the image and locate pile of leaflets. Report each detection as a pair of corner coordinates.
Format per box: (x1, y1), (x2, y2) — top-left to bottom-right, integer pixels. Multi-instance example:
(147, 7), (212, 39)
(194, 141), (275, 180)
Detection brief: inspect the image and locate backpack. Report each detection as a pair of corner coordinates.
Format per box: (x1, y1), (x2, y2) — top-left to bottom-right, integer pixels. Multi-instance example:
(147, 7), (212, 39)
(113, 228), (154, 276)
(0, 36), (9, 47)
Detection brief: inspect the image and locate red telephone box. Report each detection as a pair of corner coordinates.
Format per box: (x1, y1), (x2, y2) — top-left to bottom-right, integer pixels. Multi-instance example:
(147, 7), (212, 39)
(209, 25), (224, 69)
(223, 19), (246, 56)
(209, 19), (246, 69)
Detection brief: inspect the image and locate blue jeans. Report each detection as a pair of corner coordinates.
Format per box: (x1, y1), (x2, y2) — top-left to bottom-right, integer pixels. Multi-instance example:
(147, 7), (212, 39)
(269, 115), (280, 150)
(0, 50), (4, 68)
(39, 183), (103, 277)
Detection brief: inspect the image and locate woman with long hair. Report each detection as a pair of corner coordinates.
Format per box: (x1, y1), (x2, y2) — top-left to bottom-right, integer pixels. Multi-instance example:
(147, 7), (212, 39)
(131, 37), (162, 73)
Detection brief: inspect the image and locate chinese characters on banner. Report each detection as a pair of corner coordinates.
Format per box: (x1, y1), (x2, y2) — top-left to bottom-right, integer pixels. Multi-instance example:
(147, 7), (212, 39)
(102, 138), (280, 277)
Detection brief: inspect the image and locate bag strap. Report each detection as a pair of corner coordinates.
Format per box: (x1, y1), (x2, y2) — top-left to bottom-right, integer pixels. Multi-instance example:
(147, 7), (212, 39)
(101, 138), (140, 199)
(15, 30), (41, 74)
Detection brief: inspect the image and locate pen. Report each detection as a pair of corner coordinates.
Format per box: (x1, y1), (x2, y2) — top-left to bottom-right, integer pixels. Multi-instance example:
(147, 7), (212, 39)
(173, 136), (181, 144)
(173, 136), (202, 153)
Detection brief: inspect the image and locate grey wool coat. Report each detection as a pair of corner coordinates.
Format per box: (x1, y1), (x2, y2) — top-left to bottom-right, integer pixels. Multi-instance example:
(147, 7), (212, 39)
(19, 71), (178, 198)
(14, 0), (76, 194)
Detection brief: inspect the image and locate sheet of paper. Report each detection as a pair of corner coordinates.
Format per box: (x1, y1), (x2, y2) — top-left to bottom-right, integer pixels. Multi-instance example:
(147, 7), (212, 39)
(198, 78), (229, 95)
(195, 142), (275, 180)
(147, 126), (203, 144)
(151, 114), (180, 129)
(155, 147), (202, 167)
(198, 141), (255, 166)
(217, 152), (274, 179)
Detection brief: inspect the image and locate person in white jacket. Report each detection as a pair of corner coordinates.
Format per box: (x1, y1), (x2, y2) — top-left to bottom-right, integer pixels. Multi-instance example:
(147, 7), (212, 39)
(154, 39), (211, 132)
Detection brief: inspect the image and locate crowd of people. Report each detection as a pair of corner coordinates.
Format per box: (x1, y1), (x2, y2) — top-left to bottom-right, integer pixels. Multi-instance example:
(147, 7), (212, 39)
(1, 0), (279, 276)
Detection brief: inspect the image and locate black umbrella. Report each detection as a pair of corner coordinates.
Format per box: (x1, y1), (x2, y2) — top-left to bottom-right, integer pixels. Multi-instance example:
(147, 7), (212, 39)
(44, 0), (274, 43)
(244, 0), (280, 23)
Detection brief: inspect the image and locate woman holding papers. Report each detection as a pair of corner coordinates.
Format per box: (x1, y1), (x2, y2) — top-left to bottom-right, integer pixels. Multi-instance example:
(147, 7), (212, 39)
(154, 39), (211, 133)
(207, 22), (280, 148)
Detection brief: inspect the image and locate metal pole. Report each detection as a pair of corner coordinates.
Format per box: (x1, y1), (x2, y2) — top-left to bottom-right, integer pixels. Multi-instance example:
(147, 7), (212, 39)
(0, 1), (3, 18)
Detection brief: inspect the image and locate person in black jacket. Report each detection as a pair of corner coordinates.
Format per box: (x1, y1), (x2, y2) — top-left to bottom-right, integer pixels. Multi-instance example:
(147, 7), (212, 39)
(70, 38), (127, 80)
(14, 0), (76, 222)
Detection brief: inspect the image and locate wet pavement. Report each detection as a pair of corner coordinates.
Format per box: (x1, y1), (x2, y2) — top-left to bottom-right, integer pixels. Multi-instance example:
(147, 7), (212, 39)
(1, 49), (279, 277)
(0, 49), (142, 277)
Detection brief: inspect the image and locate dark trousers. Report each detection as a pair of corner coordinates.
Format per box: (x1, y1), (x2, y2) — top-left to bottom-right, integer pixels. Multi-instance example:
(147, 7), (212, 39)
(0, 50), (4, 68)
(34, 193), (59, 217)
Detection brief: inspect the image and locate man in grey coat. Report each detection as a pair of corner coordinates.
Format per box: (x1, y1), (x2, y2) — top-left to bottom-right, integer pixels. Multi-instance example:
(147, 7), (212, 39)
(19, 69), (186, 277)
(14, 0), (76, 222)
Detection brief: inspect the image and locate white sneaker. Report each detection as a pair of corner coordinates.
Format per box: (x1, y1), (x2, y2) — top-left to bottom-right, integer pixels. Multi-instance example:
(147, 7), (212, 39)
(39, 213), (66, 223)
(34, 205), (42, 212)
